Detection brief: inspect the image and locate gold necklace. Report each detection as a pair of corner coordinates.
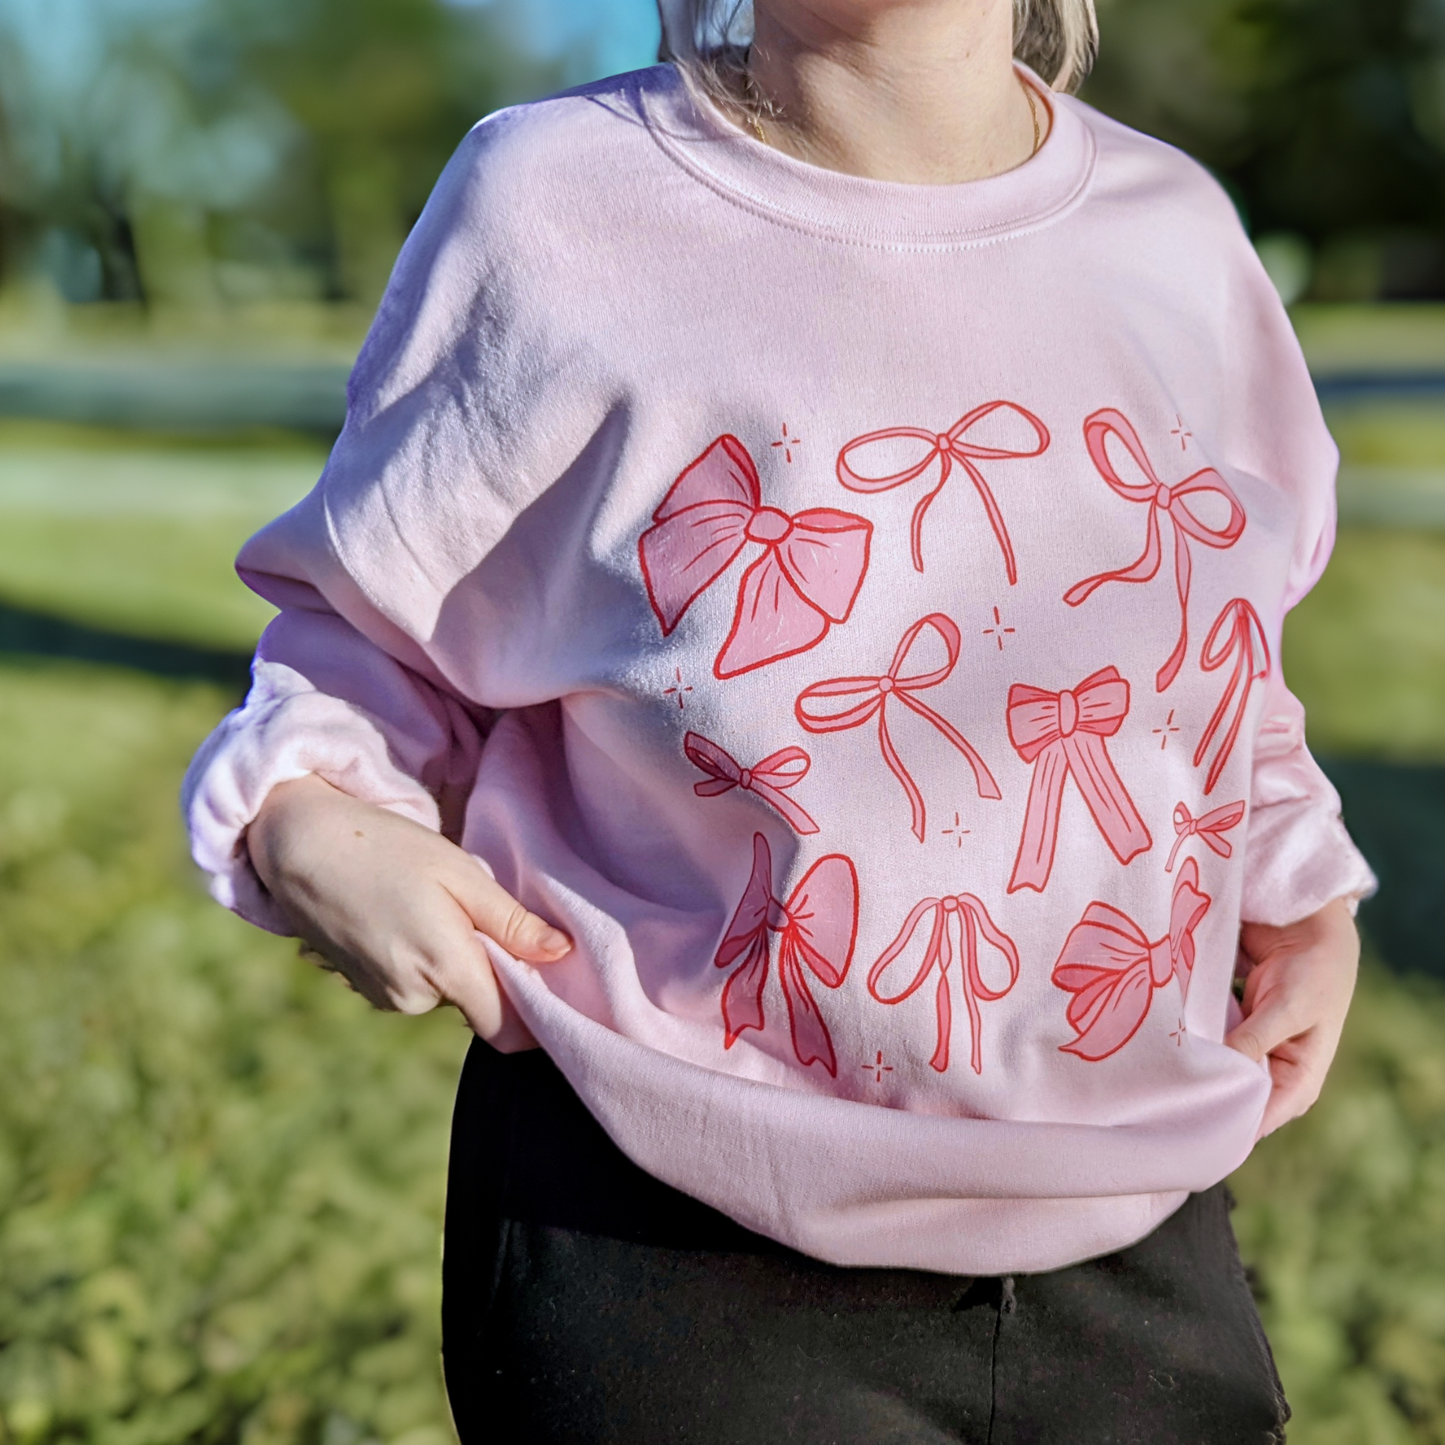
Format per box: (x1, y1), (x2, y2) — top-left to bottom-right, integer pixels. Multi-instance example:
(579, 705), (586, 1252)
(1021, 76), (1041, 158)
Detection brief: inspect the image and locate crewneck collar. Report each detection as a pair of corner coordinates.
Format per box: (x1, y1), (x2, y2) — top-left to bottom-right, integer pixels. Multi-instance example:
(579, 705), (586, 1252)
(638, 61), (1095, 251)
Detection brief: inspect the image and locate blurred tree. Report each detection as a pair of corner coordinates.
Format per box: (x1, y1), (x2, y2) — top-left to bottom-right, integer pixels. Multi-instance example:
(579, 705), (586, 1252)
(1085, 0), (1445, 297)
(224, 0), (563, 305)
(0, 0), (559, 309)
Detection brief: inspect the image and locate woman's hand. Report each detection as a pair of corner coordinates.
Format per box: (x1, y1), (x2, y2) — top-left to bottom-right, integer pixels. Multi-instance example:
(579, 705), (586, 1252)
(1226, 896), (1360, 1137)
(247, 773), (570, 1050)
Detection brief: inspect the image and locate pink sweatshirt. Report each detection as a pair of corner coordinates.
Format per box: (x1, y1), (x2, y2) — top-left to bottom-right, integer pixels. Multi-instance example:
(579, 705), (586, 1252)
(184, 64), (1376, 1274)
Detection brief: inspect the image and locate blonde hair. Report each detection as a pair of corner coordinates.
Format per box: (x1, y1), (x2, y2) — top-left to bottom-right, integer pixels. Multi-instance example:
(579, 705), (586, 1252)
(657, 0), (1099, 98)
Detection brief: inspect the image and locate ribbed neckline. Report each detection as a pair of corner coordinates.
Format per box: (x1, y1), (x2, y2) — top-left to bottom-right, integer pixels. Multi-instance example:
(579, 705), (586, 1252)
(638, 61), (1096, 250)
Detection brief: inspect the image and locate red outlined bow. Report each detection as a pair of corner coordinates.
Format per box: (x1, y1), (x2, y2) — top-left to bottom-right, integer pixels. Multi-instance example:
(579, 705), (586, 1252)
(714, 832), (859, 1076)
(1006, 665), (1152, 893)
(836, 401), (1050, 579)
(640, 435), (873, 679)
(1051, 858), (1212, 1060)
(1166, 799), (1245, 872)
(1194, 598), (1270, 795)
(795, 613), (1001, 843)
(684, 732), (819, 835)
(1064, 410), (1246, 693)
(868, 893), (1019, 1075)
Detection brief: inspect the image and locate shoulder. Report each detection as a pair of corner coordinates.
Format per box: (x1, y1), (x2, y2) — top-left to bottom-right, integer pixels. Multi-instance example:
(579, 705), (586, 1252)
(1062, 94), (1248, 246)
(421, 66), (676, 247)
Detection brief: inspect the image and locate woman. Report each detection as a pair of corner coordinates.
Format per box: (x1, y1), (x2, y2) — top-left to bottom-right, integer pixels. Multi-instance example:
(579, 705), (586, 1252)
(185, 0), (1373, 1438)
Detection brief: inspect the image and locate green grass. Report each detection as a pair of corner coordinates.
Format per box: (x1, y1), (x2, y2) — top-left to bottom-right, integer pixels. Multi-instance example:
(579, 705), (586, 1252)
(0, 424), (323, 650)
(1233, 964), (1445, 1445)
(0, 660), (467, 1445)
(1286, 528), (1445, 762)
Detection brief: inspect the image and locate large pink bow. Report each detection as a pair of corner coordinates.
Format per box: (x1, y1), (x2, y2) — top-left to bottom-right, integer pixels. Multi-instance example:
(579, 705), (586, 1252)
(1006, 666), (1152, 893)
(795, 614), (1001, 843)
(715, 833), (859, 1077)
(1194, 598), (1270, 795)
(1166, 799), (1245, 872)
(835, 401), (1050, 579)
(1064, 410), (1246, 693)
(640, 435), (872, 679)
(868, 893), (1019, 1076)
(684, 732), (819, 835)
(1052, 858), (1212, 1060)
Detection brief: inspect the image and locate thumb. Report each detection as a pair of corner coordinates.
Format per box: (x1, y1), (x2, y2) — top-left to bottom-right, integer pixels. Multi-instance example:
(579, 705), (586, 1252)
(446, 861), (573, 963)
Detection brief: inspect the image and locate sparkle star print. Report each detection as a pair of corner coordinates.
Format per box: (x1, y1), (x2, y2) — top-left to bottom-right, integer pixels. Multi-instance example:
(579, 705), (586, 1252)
(715, 833), (859, 1077)
(1051, 858), (1212, 1061)
(836, 401), (1049, 579)
(796, 614), (1001, 843)
(640, 435), (872, 679)
(1064, 409), (1245, 692)
(868, 893), (1019, 1075)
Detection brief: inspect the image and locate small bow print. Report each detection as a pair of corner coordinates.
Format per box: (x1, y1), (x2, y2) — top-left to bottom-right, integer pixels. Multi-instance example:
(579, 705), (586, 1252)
(715, 833), (859, 1077)
(868, 893), (1019, 1076)
(1006, 666), (1152, 893)
(640, 435), (872, 679)
(1064, 410), (1246, 693)
(795, 614), (1001, 843)
(1052, 858), (1212, 1061)
(684, 732), (819, 835)
(1166, 799), (1245, 873)
(1194, 598), (1270, 795)
(836, 401), (1050, 579)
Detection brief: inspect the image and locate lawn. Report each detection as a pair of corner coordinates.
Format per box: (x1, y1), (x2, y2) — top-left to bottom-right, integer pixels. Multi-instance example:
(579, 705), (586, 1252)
(0, 407), (1442, 1443)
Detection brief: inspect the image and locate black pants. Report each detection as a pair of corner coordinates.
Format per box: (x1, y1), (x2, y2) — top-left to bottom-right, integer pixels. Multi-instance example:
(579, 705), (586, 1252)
(442, 1041), (1290, 1445)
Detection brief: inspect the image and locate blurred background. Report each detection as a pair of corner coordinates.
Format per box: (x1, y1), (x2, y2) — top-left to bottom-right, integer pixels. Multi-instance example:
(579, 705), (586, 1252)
(0, 0), (1443, 1440)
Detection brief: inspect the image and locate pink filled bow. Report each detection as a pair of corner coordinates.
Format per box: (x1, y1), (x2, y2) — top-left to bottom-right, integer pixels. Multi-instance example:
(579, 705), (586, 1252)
(868, 893), (1019, 1076)
(640, 435), (872, 679)
(836, 400), (1050, 579)
(1006, 666), (1152, 893)
(1064, 410), (1246, 693)
(795, 614), (1001, 843)
(1194, 598), (1270, 795)
(1052, 858), (1212, 1060)
(684, 732), (819, 835)
(1166, 799), (1245, 872)
(715, 832), (859, 1077)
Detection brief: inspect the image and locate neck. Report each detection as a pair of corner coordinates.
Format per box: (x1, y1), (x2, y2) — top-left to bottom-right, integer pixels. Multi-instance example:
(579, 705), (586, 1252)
(743, 0), (1045, 184)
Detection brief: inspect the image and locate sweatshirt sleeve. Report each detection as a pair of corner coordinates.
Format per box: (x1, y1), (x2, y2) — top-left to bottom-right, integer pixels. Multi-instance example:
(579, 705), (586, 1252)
(1230, 293), (1376, 923)
(181, 593), (486, 934)
(181, 106), (590, 933)
(1241, 667), (1376, 925)
(1200, 206), (1378, 925)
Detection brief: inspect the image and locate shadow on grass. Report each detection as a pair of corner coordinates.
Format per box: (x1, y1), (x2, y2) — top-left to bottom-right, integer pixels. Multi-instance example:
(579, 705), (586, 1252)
(0, 597), (252, 691)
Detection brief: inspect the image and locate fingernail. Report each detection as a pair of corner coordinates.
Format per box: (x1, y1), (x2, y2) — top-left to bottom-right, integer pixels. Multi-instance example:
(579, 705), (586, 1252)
(536, 926), (572, 957)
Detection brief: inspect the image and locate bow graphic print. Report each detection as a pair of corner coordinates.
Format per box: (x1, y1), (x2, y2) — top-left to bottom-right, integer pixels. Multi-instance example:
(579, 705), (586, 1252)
(795, 614), (1001, 843)
(868, 893), (1019, 1076)
(684, 732), (819, 835)
(1194, 598), (1270, 795)
(836, 400), (1050, 579)
(1063, 410), (1246, 693)
(715, 832), (859, 1077)
(640, 435), (873, 679)
(1165, 799), (1245, 872)
(1051, 858), (1212, 1060)
(1006, 666), (1152, 893)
